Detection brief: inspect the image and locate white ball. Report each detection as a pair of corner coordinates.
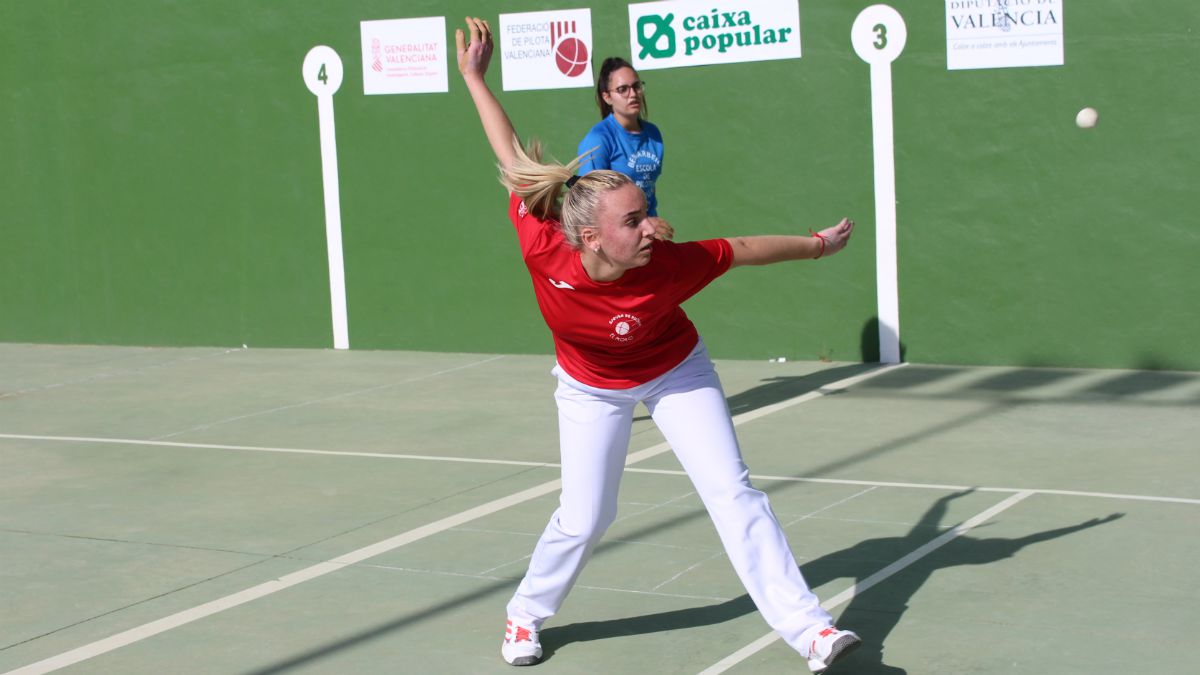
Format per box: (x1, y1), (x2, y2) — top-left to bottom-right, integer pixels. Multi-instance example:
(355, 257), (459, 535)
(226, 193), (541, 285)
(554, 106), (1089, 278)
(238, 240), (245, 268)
(1075, 107), (1099, 129)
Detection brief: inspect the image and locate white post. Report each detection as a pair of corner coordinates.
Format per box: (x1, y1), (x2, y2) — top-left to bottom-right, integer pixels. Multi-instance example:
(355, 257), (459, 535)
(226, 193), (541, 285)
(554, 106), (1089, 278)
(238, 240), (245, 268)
(852, 6), (907, 364)
(302, 46), (350, 350)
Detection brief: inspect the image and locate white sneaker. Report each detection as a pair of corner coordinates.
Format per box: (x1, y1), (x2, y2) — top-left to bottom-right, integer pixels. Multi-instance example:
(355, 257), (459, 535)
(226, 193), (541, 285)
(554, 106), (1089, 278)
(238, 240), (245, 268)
(501, 618), (542, 666)
(806, 626), (861, 673)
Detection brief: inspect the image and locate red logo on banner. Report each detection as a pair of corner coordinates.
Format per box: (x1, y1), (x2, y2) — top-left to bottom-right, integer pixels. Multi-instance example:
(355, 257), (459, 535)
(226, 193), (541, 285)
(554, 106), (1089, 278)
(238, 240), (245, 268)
(551, 21), (588, 77)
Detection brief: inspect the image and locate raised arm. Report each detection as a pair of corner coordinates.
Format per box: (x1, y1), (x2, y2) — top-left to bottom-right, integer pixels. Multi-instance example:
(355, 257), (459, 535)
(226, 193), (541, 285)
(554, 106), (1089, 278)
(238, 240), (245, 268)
(456, 17), (518, 171)
(726, 218), (854, 267)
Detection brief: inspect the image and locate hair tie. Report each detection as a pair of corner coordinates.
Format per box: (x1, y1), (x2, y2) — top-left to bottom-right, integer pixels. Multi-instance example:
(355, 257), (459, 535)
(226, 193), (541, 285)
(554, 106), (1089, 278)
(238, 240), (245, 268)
(565, 175), (580, 189)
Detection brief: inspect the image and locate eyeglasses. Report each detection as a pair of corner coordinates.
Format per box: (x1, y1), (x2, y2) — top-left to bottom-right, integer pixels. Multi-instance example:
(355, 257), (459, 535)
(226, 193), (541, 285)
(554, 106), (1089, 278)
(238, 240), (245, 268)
(608, 80), (645, 96)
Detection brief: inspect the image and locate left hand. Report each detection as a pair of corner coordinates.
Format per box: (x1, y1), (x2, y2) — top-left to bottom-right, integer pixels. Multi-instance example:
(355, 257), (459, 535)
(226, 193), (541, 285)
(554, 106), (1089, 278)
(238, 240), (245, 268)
(649, 216), (674, 241)
(813, 218), (854, 258)
(455, 17), (493, 79)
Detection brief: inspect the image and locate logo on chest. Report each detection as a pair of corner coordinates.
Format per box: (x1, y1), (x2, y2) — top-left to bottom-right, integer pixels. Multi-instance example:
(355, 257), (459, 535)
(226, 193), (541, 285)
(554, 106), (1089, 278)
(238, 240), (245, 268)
(626, 150), (660, 174)
(608, 313), (643, 342)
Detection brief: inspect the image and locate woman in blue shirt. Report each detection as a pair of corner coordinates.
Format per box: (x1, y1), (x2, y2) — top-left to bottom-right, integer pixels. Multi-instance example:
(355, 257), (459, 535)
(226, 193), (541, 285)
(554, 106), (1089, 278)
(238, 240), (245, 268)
(578, 57), (673, 239)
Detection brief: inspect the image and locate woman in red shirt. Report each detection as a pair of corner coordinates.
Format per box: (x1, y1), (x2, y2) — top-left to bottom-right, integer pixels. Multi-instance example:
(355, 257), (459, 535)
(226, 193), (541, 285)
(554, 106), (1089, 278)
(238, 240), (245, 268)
(457, 18), (859, 674)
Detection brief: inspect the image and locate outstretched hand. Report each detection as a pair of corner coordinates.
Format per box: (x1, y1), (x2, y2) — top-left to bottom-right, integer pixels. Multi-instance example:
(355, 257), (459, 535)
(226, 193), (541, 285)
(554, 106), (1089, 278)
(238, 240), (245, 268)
(455, 16), (493, 79)
(454, 15), (518, 170)
(814, 218), (854, 258)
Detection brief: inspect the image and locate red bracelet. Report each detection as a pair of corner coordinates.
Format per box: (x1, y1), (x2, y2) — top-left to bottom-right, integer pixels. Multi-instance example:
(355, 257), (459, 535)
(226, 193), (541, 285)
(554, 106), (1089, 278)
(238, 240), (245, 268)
(811, 231), (827, 259)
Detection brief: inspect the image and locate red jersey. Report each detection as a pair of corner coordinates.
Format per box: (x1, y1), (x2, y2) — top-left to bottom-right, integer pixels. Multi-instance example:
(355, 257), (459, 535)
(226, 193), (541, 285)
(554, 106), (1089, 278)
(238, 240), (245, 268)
(508, 192), (733, 389)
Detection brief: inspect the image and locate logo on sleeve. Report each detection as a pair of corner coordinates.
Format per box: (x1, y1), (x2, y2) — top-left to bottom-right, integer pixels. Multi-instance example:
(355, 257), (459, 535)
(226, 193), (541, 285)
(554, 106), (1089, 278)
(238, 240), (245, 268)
(608, 313), (643, 342)
(518, 200), (529, 218)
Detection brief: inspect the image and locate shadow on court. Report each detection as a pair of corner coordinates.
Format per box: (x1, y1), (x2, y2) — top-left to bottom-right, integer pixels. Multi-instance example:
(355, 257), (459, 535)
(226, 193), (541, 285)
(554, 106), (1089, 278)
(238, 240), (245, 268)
(724, 364), (879, 417)
(241, 491), (1120, 674)
(242, 366), (876, 674)
(632, 362), (879, 422)
(240, 366), (1143, 673)
(539, 491), (1123, 672)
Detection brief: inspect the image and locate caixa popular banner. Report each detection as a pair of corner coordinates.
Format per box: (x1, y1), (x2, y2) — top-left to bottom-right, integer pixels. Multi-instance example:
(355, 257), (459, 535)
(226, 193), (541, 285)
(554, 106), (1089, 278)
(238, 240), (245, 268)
(629, 0), (801, 71)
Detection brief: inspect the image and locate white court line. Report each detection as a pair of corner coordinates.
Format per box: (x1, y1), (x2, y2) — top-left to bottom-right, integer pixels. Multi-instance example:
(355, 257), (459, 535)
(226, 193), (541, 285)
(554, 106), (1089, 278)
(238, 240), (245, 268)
(0, 432), (549, 466)
(152, 354), (506, 440)
(3, 482), (563, 675)
(0, 433), (549, 468)
(698, 491), (1035, 675)
(0, 347), (245, 400)
(360, 559), (736, 603)
(651, 552), (728, 592)
(781, 486), (878, 528)
(2, 478), (561, 672)
(4, 424), (1198, 506)
(653, 487), (878, 593)
(626, 468), (1200, 506)
(2, 364), (901, 674)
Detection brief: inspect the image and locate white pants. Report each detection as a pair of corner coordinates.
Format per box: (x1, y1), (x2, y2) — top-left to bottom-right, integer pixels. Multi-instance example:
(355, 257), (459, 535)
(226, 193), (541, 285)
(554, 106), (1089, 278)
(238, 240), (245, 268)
(506, 340), (833, 655)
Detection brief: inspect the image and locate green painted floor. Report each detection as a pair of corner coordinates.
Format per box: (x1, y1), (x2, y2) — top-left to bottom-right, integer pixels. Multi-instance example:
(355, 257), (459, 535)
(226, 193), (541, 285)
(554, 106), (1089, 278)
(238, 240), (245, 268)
(1, 344), (1197, 674)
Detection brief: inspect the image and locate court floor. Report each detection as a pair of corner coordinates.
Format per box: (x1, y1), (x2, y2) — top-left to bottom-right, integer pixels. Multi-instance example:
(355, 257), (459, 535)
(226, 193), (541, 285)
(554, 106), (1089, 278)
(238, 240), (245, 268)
(1, 343), (1197, 674)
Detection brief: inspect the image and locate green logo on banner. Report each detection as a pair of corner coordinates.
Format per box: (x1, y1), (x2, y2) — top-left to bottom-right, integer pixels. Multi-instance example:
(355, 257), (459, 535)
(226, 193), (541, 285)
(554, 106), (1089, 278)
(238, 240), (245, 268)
(637, 13), (675, 59)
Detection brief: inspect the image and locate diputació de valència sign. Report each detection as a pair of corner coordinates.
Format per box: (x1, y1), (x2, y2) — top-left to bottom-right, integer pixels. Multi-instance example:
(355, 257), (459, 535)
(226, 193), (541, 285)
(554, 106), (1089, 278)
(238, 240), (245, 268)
(945, 0), (1064, 70)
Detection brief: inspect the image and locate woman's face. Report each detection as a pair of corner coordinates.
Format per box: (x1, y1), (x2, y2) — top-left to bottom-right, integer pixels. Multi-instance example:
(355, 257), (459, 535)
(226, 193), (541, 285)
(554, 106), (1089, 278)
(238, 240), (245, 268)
(602, 66), (644, 120)
(591, 183), (655, 270)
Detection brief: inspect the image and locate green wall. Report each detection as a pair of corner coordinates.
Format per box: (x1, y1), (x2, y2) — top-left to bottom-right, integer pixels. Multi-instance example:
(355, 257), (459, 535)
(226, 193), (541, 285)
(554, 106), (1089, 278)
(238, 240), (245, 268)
(2, 1), (1197, 370)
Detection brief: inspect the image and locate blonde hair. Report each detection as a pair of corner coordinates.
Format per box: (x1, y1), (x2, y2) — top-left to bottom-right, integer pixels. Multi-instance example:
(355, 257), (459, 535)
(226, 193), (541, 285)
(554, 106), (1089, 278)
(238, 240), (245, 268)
(501, 137), (634, 250)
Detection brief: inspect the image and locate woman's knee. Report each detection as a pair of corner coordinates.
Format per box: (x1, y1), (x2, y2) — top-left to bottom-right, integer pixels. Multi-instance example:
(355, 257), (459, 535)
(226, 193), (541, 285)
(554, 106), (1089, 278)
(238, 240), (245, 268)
(701, 480), (768, 514)
(556, 503), (618, 542)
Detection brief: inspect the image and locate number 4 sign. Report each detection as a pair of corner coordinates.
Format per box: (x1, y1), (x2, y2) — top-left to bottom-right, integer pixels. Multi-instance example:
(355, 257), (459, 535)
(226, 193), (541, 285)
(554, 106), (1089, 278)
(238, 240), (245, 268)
(302, 46), (350, 350)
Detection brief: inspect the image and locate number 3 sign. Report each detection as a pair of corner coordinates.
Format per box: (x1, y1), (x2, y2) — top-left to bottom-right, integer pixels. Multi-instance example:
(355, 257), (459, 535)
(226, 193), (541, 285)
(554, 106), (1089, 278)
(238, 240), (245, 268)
(852, 5), (907, 65)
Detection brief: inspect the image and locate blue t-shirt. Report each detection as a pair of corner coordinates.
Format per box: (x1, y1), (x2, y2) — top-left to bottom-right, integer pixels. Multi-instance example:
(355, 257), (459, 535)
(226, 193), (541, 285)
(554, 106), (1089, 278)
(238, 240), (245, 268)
(577, 114), (664, 216)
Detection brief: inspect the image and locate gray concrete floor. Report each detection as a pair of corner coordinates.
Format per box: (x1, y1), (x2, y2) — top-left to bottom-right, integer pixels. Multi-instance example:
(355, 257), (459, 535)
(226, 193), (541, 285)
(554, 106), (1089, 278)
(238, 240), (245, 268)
(2, 344), (1197, 674)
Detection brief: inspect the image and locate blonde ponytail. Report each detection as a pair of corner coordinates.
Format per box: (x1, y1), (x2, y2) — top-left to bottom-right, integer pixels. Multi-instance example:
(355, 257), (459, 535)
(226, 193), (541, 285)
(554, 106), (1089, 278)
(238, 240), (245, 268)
(501, 137), (634, 250)
(499, 138), (576, 220)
